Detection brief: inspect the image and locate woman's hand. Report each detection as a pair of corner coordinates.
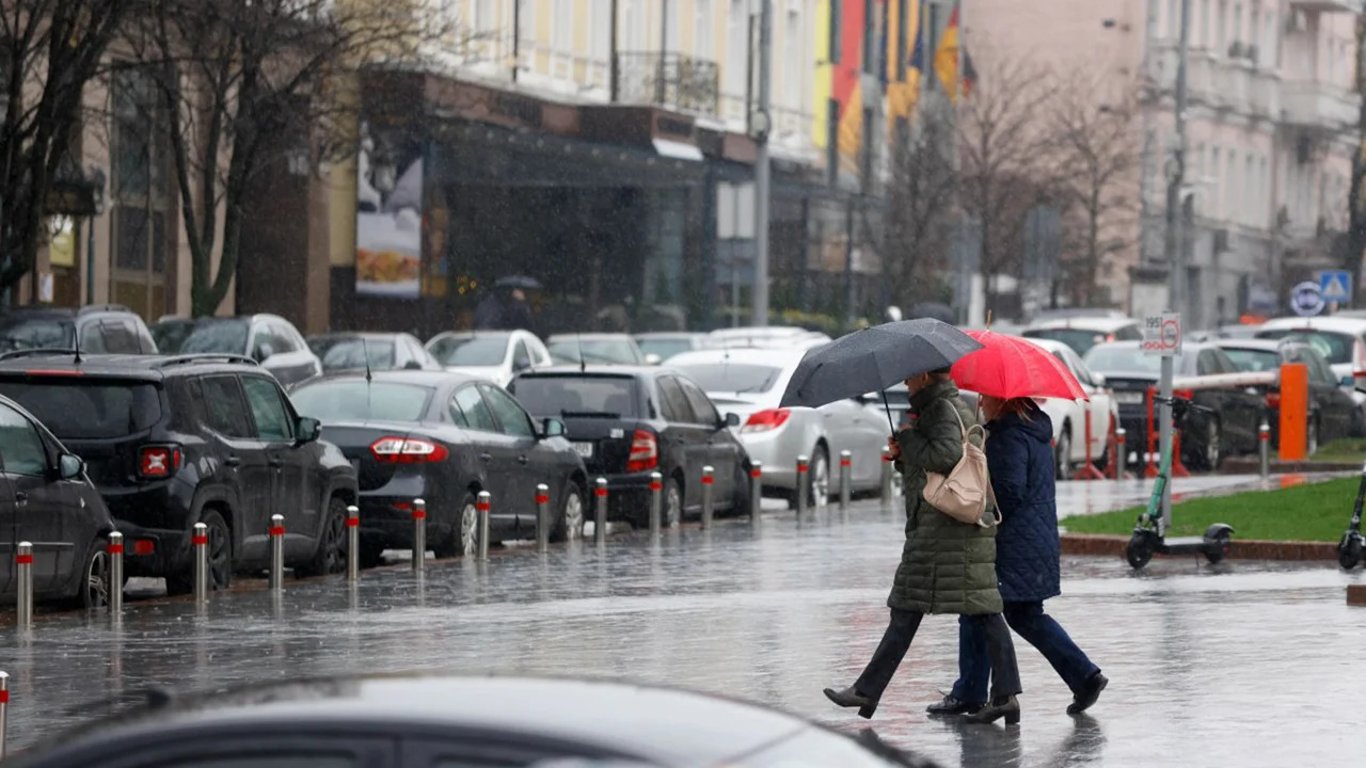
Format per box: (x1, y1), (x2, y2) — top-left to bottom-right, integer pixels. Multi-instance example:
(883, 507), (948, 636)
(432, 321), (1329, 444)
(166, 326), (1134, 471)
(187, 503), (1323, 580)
(885, 433), (902, 462)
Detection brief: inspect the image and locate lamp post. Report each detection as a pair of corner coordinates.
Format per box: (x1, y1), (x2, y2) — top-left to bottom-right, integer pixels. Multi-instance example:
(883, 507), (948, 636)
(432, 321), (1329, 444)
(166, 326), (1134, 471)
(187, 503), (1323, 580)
(85, 168), (105, 305)
(0, 90), (10, 309)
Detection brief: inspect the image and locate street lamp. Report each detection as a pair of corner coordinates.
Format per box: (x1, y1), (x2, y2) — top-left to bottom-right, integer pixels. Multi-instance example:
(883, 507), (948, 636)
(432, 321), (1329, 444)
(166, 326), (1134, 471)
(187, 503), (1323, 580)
(0, 90), (10, 309)
(85, 167), (105, 305)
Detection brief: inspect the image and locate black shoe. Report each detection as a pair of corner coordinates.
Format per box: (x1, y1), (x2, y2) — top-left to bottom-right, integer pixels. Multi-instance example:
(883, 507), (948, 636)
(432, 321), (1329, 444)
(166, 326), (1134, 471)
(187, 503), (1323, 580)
(823, 685), (878, 719)
(962, 695), (1020, 725)
(1067, 672), (1108, 716)
(926, 693), (983, 717)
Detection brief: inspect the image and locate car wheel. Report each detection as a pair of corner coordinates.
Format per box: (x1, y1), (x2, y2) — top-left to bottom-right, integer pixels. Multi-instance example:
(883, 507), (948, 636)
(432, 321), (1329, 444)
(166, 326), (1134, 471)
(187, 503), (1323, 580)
(459, 493), (479, 556)
(731, 464), (753, 515)
(299, 497), (347, 577)
(1055, 426), (1073, 481)
(76, 541), (112, 609)
(664, 477), (683, 527)
(552, 481), (585, 542)
(168, 509), (232, 595)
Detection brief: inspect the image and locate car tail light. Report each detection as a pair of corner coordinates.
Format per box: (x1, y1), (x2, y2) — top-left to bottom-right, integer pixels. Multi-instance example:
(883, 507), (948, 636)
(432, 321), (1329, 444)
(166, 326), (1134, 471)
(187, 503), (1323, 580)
(132, 539), (156, 556)
(370, 437), (449, 464)
(626, 429), (658, 473)
(1173, 389), (1194, 401)
(138, 445), (183, 479)
(741, 408), (792, 433)
(1266, 391), (1281, 409)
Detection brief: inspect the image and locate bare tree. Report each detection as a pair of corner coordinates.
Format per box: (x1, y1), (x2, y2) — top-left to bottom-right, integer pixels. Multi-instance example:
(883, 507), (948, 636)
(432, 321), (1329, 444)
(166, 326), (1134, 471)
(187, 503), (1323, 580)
(955, 54), (1060, 317)
(0, 0), (132, 296)
(1050, 75), (1142, 307)
(875, 107), (959, 311)
(1346, 12), (1366, 300)
(126, 0), (456, 316)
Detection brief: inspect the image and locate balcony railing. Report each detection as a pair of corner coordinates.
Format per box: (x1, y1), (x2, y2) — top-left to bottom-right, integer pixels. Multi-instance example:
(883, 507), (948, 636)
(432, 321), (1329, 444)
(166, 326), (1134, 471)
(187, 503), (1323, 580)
(615, 52), (720, 117)
(1281, 80), (1360, 130)
(1288, 0), (1362, 13)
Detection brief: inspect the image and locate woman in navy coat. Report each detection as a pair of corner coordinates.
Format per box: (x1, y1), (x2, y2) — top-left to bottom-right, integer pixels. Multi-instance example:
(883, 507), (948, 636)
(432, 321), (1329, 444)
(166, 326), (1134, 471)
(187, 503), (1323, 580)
(928, 396), (1108, 718)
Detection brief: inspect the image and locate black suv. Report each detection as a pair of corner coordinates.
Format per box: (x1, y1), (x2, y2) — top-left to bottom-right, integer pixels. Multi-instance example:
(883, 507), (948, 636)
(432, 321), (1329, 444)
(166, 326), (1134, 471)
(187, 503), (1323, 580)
(0, 353), (357, 593)
(0, 305), (158, 354)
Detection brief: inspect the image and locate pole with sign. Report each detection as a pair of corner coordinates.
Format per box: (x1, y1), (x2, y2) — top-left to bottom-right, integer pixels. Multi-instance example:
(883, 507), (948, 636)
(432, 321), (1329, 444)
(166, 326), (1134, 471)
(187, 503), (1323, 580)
(1142, 312), (1182, 529)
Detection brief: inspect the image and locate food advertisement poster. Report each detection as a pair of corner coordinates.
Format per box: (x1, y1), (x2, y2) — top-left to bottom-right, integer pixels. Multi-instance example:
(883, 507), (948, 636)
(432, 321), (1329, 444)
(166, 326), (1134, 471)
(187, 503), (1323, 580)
(355, 121), (424, 298)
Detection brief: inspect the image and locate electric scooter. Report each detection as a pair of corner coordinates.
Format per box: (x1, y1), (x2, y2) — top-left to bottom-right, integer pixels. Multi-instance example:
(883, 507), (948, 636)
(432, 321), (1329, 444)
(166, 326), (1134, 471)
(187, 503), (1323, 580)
(1336, 463), (1365, 570)
(1125, 397), (1235, 570)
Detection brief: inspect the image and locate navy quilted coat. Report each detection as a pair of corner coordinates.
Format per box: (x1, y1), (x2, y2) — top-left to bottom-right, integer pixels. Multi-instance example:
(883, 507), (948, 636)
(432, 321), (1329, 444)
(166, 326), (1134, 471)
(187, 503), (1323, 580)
(987, 404), (1061, 603)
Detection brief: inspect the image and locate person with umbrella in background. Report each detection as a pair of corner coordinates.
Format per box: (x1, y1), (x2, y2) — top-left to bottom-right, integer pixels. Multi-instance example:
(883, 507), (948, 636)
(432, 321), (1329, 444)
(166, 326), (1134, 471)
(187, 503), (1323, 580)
(780, 320), (1023, 725)
(927, 330), (1107, 718)
(474, 276), (539, 333)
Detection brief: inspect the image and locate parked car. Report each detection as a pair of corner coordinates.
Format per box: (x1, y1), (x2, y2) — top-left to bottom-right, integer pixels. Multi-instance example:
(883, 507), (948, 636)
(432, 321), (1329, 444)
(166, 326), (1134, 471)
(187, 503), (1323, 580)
(291, 370), (587, 561)
(1256, 315), (1366, 433)
(150, 316), (195, 354)
(0, 353), (358, 593)
(1022, 338), (1120, 480)
(1029, 308), (1131, 323)
(1216, 338), (1356, 452)
(0, 394), (116, 608)
(1022, 316), (1142, 356)
(634, 331), (706, 364)
(1083, 340), (1265, 470)
(178, 314), (322, 386)
(511, 366), (750, 528)
(547, 333), (648, 366)
(425, 329), (552, 387)
(307, 332), (441, 373)
(669, 347), (887, 505)
(0, 304), (157, 354)
(7, 675), (936, 768)
(702, 325), (832, 351)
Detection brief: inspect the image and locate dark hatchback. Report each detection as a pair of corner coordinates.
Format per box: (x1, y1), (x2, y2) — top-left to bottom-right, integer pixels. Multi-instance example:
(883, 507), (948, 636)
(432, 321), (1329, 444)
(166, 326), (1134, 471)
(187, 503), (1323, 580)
(510, 367), (751, 528)
(1084, 341), (1265, 470)
(0, 394), (116, 607)
(1216, 338), (1356, 451)
(0, 354), (358, 592)
(291, 371), (588, 562)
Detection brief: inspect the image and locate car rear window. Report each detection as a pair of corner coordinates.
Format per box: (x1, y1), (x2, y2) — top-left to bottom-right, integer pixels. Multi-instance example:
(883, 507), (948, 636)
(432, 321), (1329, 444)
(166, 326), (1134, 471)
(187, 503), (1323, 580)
(547, 339), (639, 365)
(316, 339), (396, 371)
(182, 319), (249, 354)
(428, 336), (507, 366)
(636, 338), (693, 361)
(1223, 348), (1280, 373)
(672, 363), (783, 394)
(291, 380), (433, 423)
(0, 318), (74, 351)
(510, 375), (639, 418)
(1022, 328), (1117, 355)
(0, 378), (162, 439)
(1257, 330), (1355, 366)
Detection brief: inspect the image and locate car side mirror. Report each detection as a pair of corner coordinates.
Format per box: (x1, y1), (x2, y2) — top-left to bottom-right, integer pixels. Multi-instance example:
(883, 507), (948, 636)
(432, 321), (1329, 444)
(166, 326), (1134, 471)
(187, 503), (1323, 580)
(58, 453), (85, 480)
(645, 353), (662, 366)
(723, 412), (741, 428)
(540, 417), (566, 439)
(295, 416), (321, 444)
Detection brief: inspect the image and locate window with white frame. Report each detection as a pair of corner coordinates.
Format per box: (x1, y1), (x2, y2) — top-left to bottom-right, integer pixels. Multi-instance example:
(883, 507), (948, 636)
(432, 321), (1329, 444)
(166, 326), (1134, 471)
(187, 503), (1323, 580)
(622, 0), (642, 51)
(696, 0), (714, 58)
(1211, 146), (1222, 217)
(518, 0), (533, 43)
(726, 0), (748, 99)
(667, 0), (680, 51)
(1244, 153), (1254, 224)
(553, 0), (572, 52)
(590, 0), (610, 61)
(784, 3), (800, 109)
(474, 0), (496, 33)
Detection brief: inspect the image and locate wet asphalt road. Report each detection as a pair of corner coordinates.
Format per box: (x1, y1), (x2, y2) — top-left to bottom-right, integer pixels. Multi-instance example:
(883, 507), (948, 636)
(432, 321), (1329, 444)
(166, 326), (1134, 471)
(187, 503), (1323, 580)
(2, 486), (1364, 767)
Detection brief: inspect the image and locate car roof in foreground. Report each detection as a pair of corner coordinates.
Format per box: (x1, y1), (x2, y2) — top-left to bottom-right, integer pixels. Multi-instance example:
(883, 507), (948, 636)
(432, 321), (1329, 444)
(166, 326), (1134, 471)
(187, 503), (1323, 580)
(1024, 316), (1137, 332)
(0, 353), (259, 380)
(548, 333), (636, 342)
(299, 369), (478, 387)
(667, 347), (807, 367)
(517, 365), (657, 378)
(309, 332), (410, 341)
(24, 675), (822, 767)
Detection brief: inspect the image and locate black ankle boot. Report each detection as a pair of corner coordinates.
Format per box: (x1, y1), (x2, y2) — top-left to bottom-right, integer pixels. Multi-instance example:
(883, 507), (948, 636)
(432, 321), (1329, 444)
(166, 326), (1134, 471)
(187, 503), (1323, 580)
(926, 694), (982, 716)
(823, 685), (878, 719)
(962, 695), (1020, 725)
(1067, 672), (1108, 715)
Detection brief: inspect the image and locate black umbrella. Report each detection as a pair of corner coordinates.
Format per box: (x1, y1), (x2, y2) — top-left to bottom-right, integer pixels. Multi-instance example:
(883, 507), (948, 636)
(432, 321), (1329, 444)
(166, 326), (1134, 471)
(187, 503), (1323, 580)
(778, 319), (982, 432)
(494, 275), (543, 290)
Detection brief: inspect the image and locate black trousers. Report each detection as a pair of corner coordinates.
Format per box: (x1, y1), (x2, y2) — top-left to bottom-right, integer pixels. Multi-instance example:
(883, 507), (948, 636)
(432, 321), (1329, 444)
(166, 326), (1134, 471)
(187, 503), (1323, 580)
(855, 608), (1022, 702)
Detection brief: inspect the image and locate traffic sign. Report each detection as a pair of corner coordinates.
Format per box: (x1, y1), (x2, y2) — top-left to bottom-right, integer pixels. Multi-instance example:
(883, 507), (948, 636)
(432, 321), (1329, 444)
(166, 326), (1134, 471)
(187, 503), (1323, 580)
(1291, 281), (1325, 317)
(1319, 270), (1352, 303)
(1141, 312), (1182, 357)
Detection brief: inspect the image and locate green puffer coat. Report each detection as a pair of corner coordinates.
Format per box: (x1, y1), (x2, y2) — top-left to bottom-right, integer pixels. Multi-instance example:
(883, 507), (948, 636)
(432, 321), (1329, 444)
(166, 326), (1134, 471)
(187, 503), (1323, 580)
(887, 379), (1003, 615)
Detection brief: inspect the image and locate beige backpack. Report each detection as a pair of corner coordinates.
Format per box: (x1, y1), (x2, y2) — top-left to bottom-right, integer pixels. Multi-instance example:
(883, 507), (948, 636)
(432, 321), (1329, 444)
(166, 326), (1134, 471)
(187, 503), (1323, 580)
(922, 402), (1000, 527)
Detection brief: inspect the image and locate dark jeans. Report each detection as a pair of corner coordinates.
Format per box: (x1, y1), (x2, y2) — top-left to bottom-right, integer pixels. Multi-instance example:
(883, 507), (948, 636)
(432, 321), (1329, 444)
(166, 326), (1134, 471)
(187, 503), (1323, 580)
(855, 608), (1022, 702)
(951, 600), (1101, 705)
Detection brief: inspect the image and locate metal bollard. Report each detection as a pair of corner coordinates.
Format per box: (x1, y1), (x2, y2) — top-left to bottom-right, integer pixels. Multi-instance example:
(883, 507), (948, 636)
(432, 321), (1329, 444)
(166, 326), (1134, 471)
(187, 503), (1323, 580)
(1259, 419), (1271, 480)
(648, 472), (663, 536)
(1113, 428), (1127, 481)
(838, 450), (852, 511)
(536, 484), (551, 553)
(476, 491), (491, 561)
(412, 498), (427, 573)
(107, 532), (124, 616)
(795, 455), (810, 520)
(269, 515), (285, 592)
(345, 505), (360, 582)
(0, 669), (8, 760)
(192, 522), (209, 604)
(750, 462), (763, 524)
(16, 542), (32, 630)
(593, 478), (608, 545)
(701, 465), (715, 529)
(880, 448), (894, 504)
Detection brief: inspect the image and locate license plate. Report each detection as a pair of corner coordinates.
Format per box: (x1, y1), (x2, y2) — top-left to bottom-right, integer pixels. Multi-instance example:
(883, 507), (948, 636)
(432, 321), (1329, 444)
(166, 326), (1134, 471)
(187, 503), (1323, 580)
(573, 442), (594, 458)
(1114, 391), (1145, 404)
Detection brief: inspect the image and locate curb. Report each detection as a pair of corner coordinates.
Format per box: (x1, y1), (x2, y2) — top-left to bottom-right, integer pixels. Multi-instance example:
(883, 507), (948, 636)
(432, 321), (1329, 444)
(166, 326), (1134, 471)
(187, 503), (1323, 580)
(1349, 585), (1366, 607)
(1220, 458), (1362, 474)
(1060, 533), (1337, 561)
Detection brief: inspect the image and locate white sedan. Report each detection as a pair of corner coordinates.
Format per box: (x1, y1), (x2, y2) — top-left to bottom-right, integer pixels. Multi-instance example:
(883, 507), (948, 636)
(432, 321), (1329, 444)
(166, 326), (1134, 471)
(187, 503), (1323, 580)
(425, 329), (553, 387)
(1026, 338), (1120, 479)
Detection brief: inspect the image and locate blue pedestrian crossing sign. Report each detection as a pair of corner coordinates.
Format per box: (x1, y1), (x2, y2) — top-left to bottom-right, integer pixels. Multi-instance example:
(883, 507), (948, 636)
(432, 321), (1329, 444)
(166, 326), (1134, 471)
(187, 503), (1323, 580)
(1320, 270), (1352, 303)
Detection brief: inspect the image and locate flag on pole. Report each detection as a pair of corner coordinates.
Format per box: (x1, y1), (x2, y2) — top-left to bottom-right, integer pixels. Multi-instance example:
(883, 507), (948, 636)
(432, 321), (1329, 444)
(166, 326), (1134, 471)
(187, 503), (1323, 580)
(933, 3), (976, 101)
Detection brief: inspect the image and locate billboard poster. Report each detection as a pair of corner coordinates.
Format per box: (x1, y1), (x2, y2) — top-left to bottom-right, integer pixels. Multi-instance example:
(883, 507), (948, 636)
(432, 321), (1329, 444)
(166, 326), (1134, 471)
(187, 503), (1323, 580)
(355, 120), (423, 298)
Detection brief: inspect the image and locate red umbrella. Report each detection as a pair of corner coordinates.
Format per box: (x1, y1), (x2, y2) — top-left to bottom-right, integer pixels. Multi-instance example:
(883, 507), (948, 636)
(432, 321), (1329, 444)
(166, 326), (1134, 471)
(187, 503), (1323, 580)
(950, 329), (1089, 401)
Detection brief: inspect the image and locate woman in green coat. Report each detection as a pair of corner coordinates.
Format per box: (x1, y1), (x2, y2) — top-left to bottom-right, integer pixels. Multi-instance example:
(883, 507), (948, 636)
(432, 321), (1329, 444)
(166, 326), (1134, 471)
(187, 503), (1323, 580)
(824, 369), (1023, 724)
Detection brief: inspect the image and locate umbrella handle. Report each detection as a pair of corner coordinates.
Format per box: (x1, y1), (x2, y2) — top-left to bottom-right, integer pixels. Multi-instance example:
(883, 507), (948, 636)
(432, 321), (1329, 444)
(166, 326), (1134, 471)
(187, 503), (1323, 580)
(882, 390), (895, 434)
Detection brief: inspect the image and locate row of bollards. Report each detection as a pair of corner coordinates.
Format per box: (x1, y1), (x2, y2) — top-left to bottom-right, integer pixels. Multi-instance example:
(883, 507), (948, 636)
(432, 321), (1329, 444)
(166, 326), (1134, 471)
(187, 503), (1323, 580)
(11, 454), (904, 627)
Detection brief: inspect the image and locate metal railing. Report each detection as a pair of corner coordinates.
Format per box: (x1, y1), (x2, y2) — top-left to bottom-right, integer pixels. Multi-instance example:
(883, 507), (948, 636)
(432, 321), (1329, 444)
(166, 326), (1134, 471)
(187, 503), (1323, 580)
(616, 52), (719, 116)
